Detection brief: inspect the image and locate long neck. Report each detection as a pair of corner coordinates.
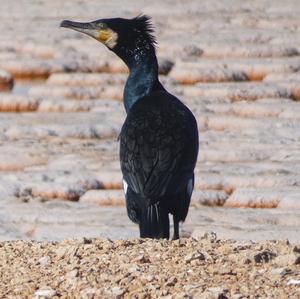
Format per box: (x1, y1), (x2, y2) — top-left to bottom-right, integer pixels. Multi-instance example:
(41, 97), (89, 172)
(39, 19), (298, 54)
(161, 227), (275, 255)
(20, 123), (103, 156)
(114, 41), (163, 113)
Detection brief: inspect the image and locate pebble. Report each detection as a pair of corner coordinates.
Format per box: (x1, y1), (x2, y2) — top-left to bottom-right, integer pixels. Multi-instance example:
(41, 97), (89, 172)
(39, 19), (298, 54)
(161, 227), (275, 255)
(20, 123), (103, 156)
(274, 254), (300, 266)
(184, 251), (205, 263)
(38, 255), (51, 266)
(34, 287), (57, 298)
(202, 231), (218, 242)
(108, 286), (125, 297)
(254, 251), (277, 263)
(287, 279), (300, 286)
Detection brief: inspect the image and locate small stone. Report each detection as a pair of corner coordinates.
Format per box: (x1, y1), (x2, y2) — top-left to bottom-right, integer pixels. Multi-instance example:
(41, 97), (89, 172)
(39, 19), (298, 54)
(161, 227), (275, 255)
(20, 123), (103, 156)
(34, 287), (56, 298)
(66, 269), (79, 278)
(207, 287), (224, 293)
(293, 246), (300, 253)
(243, 258), (252, 264)
(165, 277), (177, 287)
(206, 287), (229, 299)
(80, 288), (97, 297)
(128, 265), (139, 273)
(287, 279), (300, 286)
(83, 237), (93, 244)
(134, 254), (151, 264)
(110, 286), (125, 297)
(174, 293), (189, 299)
(274, 254), (299, 266)
(201, 231), (217, 242)
(271, 267), (293, 279)
(270, 267), (287, 276)
(184, 284), (201, 291)
(54, 247), (68, 259)
(294, 256), (300, 265)
(38, 255), (51, 266)
(280, 268), (294, 276)
(146, 275), (155, 282)
(184, 250), (205, 263)
(253, 251), (276, 263)
(219, 266), (236, 275)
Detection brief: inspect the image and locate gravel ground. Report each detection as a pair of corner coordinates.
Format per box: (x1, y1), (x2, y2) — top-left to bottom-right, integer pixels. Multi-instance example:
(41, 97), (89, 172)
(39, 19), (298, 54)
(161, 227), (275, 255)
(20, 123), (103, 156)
(1, 233), (300, 298)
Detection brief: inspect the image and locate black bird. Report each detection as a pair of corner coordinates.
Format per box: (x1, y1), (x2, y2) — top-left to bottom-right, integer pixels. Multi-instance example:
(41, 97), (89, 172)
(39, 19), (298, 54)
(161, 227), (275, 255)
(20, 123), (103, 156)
(60, 15), (199, 239)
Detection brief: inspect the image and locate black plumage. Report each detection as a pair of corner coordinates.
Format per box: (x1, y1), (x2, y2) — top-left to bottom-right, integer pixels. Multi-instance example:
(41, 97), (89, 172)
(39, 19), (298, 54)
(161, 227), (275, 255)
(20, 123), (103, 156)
(60, 15), (199, 239)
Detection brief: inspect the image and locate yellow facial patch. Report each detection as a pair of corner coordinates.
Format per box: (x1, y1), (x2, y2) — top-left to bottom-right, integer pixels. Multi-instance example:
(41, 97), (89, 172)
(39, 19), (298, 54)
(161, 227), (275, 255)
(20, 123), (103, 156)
(98, 29), (118, 48)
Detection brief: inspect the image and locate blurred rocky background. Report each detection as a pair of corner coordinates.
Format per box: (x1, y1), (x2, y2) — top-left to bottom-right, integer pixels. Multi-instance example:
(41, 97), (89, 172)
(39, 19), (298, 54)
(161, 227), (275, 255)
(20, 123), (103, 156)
(1, 0), (300, 241)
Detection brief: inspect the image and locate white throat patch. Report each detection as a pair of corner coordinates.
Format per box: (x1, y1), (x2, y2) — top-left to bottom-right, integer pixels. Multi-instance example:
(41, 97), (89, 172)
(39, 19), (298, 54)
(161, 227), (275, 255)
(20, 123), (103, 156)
(104, 30), (118, 49)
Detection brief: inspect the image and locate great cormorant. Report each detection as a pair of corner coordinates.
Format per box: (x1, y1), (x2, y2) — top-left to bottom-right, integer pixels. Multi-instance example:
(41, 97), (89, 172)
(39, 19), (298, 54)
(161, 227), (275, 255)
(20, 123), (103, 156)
(60, 15), (199, 239)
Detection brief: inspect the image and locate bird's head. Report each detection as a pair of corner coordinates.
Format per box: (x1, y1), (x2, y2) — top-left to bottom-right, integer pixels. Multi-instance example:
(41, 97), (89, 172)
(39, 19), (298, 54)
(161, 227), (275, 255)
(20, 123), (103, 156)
(60, 15), (156, 64)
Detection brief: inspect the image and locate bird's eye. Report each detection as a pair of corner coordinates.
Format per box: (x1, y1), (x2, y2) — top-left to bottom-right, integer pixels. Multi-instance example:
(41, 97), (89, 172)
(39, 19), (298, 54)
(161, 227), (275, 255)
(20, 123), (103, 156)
(99, 22), (107, 30)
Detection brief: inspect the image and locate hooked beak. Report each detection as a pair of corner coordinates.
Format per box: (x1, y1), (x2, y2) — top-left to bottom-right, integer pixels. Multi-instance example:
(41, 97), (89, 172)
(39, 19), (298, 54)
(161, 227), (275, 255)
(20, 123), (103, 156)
(60, 20), (100, 39)
(60, 19), (118, 49)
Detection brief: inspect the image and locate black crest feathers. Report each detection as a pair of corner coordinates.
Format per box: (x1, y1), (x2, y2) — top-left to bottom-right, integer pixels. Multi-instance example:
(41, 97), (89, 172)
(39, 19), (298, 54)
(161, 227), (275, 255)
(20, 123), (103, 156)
(131, 15), (156, 47)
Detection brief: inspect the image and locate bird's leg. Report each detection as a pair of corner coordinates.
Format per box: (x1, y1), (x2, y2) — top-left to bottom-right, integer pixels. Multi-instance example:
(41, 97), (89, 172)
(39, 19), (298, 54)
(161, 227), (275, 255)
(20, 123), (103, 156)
(172, 216), (179, 240)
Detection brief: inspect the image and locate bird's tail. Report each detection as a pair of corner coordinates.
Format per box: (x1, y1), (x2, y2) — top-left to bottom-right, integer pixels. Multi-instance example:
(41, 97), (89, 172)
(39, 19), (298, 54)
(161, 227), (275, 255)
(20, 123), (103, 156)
(139, 202), (170, 239)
